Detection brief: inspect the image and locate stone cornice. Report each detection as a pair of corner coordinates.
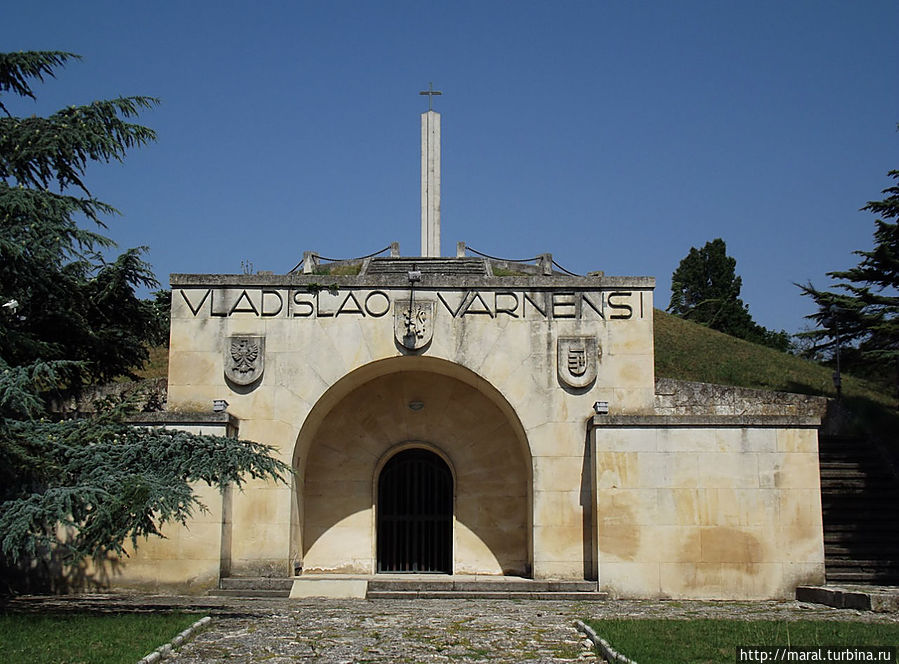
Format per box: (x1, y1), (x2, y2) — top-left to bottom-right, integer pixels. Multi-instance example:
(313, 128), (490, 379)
(127, 411), (238, 426)
(170, 273), (656, 290)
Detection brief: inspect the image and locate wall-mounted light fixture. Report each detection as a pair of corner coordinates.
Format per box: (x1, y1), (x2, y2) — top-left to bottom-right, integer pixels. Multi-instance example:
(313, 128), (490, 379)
(593, 401), (609, 415)
(213, 399), (229, 412)
(408, 401), (424, 411)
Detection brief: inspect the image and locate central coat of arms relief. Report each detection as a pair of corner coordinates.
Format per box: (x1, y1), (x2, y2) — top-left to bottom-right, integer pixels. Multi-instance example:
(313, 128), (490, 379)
(394, 300), (435, 350)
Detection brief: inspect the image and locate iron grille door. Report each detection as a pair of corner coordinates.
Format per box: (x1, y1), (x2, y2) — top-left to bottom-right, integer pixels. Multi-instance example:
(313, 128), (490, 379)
(377, 449), (452, 573)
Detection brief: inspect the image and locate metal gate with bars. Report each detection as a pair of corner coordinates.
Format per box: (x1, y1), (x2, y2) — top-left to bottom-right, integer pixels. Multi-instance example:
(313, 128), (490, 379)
(376, 448), (452, 573)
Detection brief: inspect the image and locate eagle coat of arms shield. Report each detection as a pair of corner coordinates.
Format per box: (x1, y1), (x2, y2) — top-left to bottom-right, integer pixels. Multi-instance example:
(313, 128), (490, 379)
(225, 335), (265, 386)
(557, 336), (598, 388)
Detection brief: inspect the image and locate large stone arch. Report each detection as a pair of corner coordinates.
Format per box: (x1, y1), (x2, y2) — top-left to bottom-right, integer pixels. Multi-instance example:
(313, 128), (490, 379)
(292, 356), (533, 576)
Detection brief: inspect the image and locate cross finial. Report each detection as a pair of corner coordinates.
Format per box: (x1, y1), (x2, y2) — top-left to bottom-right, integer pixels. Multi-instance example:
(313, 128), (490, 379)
(419, 82), (442, 111)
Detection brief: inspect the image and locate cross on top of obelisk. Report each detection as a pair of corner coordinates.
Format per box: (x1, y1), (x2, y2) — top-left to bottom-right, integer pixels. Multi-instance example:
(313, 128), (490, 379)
(419, 82), (442, 111)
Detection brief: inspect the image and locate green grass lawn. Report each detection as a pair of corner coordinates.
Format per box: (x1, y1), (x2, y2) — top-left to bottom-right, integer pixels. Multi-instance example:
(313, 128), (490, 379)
(585, 618), (899, 664)
(0, 612), (201, 664)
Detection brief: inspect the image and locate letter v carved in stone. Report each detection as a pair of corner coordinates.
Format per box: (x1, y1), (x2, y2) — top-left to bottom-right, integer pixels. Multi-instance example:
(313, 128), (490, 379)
(437, 291), (469, 318)
(180, 289), (211, 316)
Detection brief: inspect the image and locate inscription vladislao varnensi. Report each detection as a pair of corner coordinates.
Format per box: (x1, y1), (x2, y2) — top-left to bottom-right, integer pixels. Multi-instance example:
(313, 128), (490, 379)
(225, 336), (265, 386)
(395, 300), (435, 350)
(177, 288), (644, 320)
(557, 336), (599, 389)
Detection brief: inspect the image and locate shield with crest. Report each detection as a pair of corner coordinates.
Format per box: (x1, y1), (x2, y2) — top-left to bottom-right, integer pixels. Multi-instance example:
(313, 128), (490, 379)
(225, 335), (265, 386)
(557, 336), (598, 388)
(394, 300), (435, 350)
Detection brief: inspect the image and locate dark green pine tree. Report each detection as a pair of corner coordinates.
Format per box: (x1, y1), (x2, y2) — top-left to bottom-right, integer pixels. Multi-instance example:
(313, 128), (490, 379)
(0, 52), (287, 577)
(0, 52), (162, 382)
(799, 168), (899, 395)
(668, 238), (790, 350)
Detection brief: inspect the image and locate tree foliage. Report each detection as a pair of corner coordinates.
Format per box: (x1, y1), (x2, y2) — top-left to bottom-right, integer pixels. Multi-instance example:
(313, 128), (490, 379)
(0, 51), (287, 571)
(0, 51), (163, 383)
(799, 168), (899, 391)
(0, 396), (286, 563)
(668, 238), (791, 351)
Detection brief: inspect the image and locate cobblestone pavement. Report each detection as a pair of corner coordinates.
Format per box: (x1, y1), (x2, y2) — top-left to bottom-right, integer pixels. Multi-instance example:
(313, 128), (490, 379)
(4, 594), (898, 663)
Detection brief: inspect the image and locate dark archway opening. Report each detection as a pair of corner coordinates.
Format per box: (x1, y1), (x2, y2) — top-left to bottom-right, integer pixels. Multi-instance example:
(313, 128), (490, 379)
(377, 448), (452, 573)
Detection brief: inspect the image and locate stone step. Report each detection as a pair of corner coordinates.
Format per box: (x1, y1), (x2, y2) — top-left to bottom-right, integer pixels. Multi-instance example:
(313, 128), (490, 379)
(819, 469), (893, 480)
(365, 590), (609, 600)
(819, 444), (881, 453)
(825, 548), (899, 560)
(208, 588), (291, 598)
(819, 462), (882, 469)
(218, 577), (294, 591)
(821, 497), (899, 506)
(288, 576), (604, 599)
(820, 481), (895, 492)
(824, 559), (899, 568)
(366, 579), (598, 593)
(207, 576), (294, 597)
(820, 465), (892, 474)
(819, 448), (881, 458)
(821, 488), (899, 498)
(821, 510), (899, 522)
(825, 571), (899, 584)
(824, 520), (899, 529)
(822, 503), (899, 512)
(823, 535), (899, 546)
(822, 520), (899, 530)
(825, 538), (899, 548)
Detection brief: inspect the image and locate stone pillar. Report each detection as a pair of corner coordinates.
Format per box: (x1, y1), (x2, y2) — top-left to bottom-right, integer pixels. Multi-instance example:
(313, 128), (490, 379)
(421, 110), (441, 257)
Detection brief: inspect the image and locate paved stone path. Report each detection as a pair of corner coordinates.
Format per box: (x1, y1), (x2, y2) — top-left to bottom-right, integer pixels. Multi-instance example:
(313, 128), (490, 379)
(169, 599), (595, 663)
(5, 594), (898, 663)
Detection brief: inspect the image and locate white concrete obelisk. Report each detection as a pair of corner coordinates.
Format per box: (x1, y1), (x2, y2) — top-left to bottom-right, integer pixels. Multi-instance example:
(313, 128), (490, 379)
(420, 83), (442, 257)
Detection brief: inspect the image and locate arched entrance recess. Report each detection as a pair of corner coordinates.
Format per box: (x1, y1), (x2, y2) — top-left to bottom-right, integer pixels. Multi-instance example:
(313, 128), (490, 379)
(293, 356), (532, 576)
(377, 448), (452, 573)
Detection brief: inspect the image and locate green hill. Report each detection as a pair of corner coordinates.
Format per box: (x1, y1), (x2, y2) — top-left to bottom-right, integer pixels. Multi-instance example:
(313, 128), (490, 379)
(654, 309), (890, 404)
(655, 309), (897, 439)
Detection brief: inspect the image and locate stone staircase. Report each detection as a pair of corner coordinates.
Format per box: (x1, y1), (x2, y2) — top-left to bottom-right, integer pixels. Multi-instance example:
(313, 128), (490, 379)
(365, 577), (606, 600)
(819, 434), (899, 585)
(365, 257), (488, 276)
(209, 576), (608, 600)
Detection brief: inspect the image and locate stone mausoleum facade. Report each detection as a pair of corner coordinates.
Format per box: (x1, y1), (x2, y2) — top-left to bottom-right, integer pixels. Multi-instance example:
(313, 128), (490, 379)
(110, 97), (826, 599)
(113, 250), (827, 600)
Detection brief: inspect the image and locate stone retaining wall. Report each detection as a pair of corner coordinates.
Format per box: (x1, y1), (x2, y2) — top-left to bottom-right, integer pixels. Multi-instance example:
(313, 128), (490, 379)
(654, 378), (828, 418)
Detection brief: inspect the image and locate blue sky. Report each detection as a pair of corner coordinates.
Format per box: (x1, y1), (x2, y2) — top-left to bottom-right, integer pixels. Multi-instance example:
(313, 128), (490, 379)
(3, 1), (897, 335)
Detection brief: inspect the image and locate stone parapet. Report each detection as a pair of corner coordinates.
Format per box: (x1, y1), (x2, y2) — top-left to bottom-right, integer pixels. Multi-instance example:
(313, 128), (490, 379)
(654, 378), (828, 419)
(48, 378), (167, 414)
(593, 414), (822, 428)
(170, 270), (655, 290)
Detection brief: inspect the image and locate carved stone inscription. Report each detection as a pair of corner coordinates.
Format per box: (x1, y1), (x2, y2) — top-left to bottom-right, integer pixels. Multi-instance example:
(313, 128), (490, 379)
(557, 336), (599, 388)
(225, 335), (264, 386)
(180, 288), (645, 321)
